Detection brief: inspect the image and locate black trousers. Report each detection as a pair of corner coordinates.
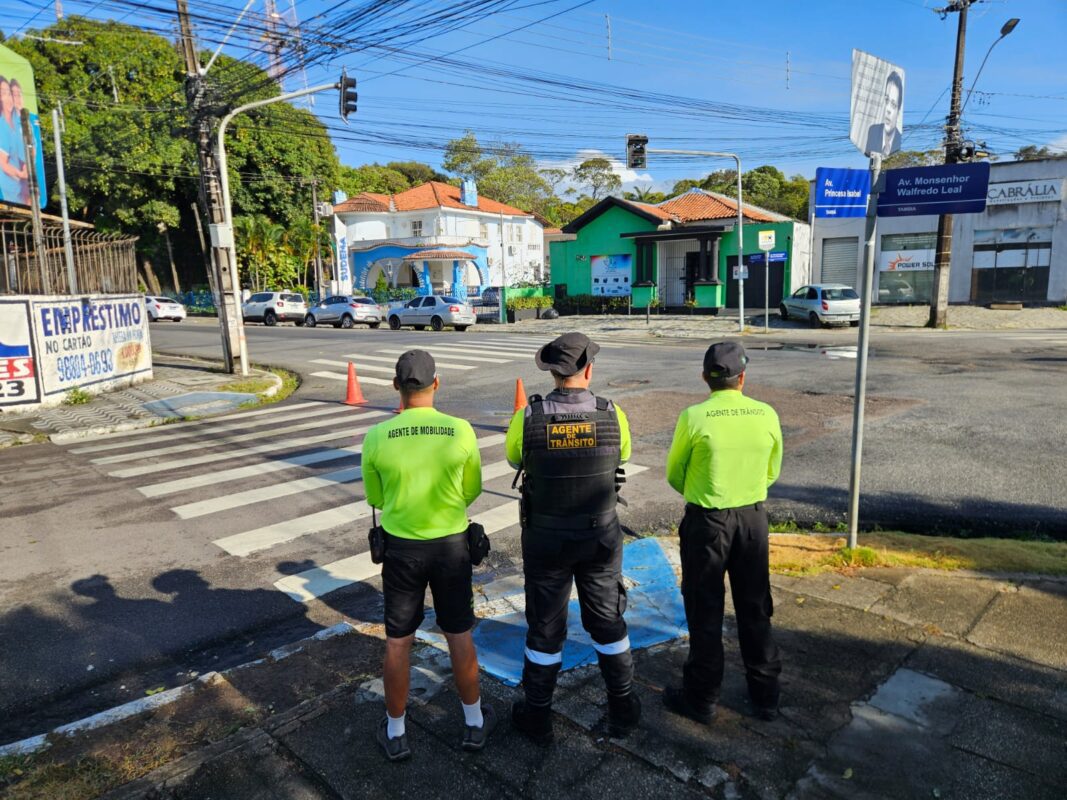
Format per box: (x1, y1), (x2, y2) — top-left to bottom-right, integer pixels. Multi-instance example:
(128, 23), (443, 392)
(520, 522), (632, 706)
(679, 502), (781, 708)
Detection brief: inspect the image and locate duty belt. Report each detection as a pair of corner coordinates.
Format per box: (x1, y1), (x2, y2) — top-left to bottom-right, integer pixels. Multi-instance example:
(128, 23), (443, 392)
(527, 510), (617, 530)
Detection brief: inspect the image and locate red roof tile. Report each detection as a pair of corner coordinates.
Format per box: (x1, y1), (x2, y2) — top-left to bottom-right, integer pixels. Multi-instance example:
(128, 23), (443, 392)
(332, 193), (390, 213)
(658, 190), (782, 223)
(391, 181), (533, 216)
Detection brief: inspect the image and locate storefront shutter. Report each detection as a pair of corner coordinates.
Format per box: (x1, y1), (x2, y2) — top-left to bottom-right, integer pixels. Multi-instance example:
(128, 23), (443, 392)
(821, 237), (860, 286)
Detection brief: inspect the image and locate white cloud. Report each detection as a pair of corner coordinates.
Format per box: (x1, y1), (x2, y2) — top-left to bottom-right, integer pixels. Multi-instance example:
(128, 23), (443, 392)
(538, 149), (654, 197)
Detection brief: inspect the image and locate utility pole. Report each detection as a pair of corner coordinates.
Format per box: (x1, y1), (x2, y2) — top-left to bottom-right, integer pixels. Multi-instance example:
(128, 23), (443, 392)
(21, 111), (49, 294)
(263, 0), (286, 87)
(52, 105), (77, 293)
(928, 0), (972, 329)
(176, 0), (239, 373)
(311, 179), (324, 301)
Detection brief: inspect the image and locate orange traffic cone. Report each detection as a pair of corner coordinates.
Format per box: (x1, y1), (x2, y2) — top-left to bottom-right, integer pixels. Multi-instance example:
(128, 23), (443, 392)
(514, 378), (527, 412)
(344, 362), (368, 406)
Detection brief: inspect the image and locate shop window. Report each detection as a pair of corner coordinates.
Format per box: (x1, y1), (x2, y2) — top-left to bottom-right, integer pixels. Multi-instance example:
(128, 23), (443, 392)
(878, 232), (936, 304)
(971, 228), (1052, 304)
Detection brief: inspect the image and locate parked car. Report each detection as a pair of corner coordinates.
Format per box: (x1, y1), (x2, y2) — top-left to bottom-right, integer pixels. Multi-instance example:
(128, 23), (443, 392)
(242, 291), (307, 326)
(779, 284), (861, 327)
(145, 296), (186, 322)
(478, 287), (501, 306)
(305, 295), (383, 329)
(878, 276), (916, 304)
(387, 295), (477, 332)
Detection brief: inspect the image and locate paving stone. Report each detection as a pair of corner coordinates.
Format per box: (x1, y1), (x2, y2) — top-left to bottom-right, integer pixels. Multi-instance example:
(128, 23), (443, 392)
(966, 581), (1067, 670)
(772, 573), (893, 612)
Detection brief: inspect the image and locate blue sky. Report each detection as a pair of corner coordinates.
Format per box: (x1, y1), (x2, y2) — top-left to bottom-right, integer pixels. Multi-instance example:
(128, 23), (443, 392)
(2, 0), (1064, 192)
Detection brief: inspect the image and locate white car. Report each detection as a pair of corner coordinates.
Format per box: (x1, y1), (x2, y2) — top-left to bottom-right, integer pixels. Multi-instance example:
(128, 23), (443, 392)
(305, 295), (383, 329)
(146, 296), (186, 322)
(242, 291), (307, 326)
(387, 295), (476, 332)
(780, 284), (861, 327)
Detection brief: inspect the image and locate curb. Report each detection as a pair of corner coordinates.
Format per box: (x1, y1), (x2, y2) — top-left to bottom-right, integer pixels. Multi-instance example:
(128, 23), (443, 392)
(0, 621), (359, 759)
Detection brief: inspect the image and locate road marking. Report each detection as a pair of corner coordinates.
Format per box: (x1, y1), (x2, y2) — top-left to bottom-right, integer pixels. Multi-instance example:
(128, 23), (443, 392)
(108, 417), (386, 479)
(342, 353), (475, 370)
(139, 445), (362, 498)
(311, 359), (397, 375)
(270, 462), (648, 603)
(311, 371), (394, 386)
(375, 347), (511, 364)
(443, 342), (539, 355)
(173, 465), (363, 519)
(209, 439), (506, 555)
(70, 404), (346, 454)
(91, 409), (368, 465)
(64, 401), (326, 445)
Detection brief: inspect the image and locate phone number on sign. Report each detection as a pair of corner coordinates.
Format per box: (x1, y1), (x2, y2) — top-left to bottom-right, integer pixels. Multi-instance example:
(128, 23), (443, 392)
(56, 350), (115, 382)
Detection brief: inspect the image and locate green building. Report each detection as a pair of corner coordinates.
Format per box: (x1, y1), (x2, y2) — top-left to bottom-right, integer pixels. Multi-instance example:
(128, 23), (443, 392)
(549, 191), (811, 312)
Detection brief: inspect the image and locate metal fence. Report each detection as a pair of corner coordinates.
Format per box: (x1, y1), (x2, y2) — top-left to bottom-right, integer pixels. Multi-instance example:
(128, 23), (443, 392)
(0, 218), (139, 296)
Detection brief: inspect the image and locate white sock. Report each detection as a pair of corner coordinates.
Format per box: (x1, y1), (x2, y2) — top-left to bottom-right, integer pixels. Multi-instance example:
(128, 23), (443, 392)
(462, 699), (484, 728)
(387, 712), (406, 739)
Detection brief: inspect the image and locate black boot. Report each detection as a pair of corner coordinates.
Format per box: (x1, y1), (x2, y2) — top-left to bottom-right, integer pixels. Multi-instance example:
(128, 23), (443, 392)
(511, 700), (553, 744)
(607, 691), (642, 738)
(662, 686), (716, 725)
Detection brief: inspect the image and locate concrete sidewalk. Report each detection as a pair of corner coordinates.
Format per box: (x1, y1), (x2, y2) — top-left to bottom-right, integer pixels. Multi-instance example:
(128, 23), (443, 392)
(6, 537), (1064, 800)
(0, 354), (283, 447)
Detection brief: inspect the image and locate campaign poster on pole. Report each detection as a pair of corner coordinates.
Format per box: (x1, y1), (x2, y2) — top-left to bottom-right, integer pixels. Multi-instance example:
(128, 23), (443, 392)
(850, 50), (905, 157)
(0, 43), (47, 208)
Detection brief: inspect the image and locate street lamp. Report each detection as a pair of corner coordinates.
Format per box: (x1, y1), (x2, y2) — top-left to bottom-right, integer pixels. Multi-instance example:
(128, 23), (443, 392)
(961, 18), (1020, 117)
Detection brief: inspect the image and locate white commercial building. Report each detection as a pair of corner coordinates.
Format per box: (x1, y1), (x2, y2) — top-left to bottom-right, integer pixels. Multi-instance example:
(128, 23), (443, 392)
(811, 158), (1066, 305)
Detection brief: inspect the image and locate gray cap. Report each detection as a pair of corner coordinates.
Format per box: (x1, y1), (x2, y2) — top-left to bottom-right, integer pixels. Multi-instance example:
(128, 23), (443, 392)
(535, 332), (600, 376)
(395, 350), (437, 390)
(703, 341), (748, 378)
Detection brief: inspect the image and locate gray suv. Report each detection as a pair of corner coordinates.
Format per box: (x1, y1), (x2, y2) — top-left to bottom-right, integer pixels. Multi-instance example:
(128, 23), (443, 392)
(305, 295), (383, 329)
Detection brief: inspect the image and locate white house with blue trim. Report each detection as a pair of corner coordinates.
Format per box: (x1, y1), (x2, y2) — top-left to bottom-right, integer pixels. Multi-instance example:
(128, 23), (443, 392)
(330, 180), (545, 299)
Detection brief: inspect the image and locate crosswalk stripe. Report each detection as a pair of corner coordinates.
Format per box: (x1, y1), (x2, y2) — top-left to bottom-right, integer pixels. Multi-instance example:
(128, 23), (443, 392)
(311, 371), (394, 386)
(342, 353), (475, 370)
(138, 445), (361, 498)
(208, 440), (507, 555)
(375, 347), (511, 364)
(108, 418), (386, 479)
(173, 466), (362, 519)
(91, 409), (367, 465)
(65, 401), (326, 445)
(270, 462), (648, 603)
(310, 359), (397, 375)
(70, 404), (346, 454)
(442, 342), (539, 354)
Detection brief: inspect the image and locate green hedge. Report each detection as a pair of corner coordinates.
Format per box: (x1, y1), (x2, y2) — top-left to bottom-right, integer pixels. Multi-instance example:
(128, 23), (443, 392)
(506, 295), (554, 310)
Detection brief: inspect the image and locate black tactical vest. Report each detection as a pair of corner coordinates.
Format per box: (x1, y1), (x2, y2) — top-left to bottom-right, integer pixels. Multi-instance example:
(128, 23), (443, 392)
(521, 393), (622, 531)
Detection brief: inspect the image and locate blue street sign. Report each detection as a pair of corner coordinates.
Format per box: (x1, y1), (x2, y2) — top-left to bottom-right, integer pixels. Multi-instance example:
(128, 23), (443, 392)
(814, 167), (871, 218)
(746, 251), (787, 265)
(878, 162), (990, 217)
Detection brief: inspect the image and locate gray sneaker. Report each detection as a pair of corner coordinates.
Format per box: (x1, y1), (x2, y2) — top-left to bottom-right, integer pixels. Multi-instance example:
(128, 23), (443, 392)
(461, 703), (498, 752)
(377, 717), (411, 762)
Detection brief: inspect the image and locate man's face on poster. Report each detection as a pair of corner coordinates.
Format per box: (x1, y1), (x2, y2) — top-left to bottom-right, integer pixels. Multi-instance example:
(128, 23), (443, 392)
(884, 77), (901, 135)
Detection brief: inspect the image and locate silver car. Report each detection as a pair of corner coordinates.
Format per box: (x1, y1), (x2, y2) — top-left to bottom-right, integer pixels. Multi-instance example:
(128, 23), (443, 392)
(305, 295), (383, 329)
(146, 296), (186, 322)
(387, 295), (477, 332)
(242, 291), (307, 326)
(780, 283), (861, 327)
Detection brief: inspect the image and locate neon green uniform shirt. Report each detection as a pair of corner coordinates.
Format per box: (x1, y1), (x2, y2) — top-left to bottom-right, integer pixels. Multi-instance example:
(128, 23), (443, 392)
(505, 394), (632, 469)
(362, 407), (482, 540)
(666, 389), (782, 510)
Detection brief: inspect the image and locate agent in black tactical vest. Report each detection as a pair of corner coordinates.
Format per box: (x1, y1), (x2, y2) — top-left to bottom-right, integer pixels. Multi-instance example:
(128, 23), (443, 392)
(504, 332), (641, 743)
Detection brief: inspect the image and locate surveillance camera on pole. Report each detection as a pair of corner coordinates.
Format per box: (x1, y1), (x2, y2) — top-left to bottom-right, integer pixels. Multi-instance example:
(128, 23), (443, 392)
(339, 68), (358, 124)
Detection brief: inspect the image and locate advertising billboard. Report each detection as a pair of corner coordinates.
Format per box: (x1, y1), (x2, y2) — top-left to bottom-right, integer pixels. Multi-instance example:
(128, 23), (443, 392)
(879, 249), (935, 272)
(0, 43), (47, 208)
(590, 254), (632, 296)
(850, 50), (905, 158)
(0, 299), (41, 407)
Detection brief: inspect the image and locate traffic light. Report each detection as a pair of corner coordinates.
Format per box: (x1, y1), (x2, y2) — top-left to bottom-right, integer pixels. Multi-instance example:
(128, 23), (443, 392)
(626, 134), (648, 169)
(339, 68), (357, 123)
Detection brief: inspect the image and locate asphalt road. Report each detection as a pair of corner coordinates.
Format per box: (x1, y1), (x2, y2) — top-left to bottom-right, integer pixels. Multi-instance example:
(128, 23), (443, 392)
(2, 318), (1065, 744)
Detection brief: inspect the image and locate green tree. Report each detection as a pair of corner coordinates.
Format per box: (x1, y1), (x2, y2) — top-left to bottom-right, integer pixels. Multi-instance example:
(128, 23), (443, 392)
(1013, 145), (1065, 161)
(624, 185), (666, 204)
(337, 164), (411, 195)
(883, 149), (943, 168)
(386, 160), (448, 184)
(442, 131), (496, 182)
(441, 132), (552, 216)
(572, 158), (621, 200)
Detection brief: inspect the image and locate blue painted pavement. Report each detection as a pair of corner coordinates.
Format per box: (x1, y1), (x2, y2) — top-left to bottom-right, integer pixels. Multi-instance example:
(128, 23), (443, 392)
(142, 391), (257, 418)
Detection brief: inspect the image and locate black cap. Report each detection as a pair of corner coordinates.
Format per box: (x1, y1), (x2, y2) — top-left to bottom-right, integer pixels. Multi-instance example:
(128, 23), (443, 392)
(395, 350), (436, 390)
(535, 332), (600, 376)
(703, 341), (748, 378)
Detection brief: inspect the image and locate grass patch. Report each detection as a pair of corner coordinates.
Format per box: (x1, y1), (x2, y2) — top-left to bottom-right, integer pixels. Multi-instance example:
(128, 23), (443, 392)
(239, 366), (298, 408)
(1057, 305), (1067, 312)
(216, 377), (276, 395)
(62, 388), (92, 406)
(769, 532), (1067, 576)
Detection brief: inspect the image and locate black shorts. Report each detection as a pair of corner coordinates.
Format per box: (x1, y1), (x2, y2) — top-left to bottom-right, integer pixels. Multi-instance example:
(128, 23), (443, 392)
(381, 530), (474, 638)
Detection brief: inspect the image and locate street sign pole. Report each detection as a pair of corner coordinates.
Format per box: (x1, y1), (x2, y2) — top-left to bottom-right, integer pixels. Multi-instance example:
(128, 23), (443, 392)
(847, 153), (882, 548)
(764, 250), (770, 333)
